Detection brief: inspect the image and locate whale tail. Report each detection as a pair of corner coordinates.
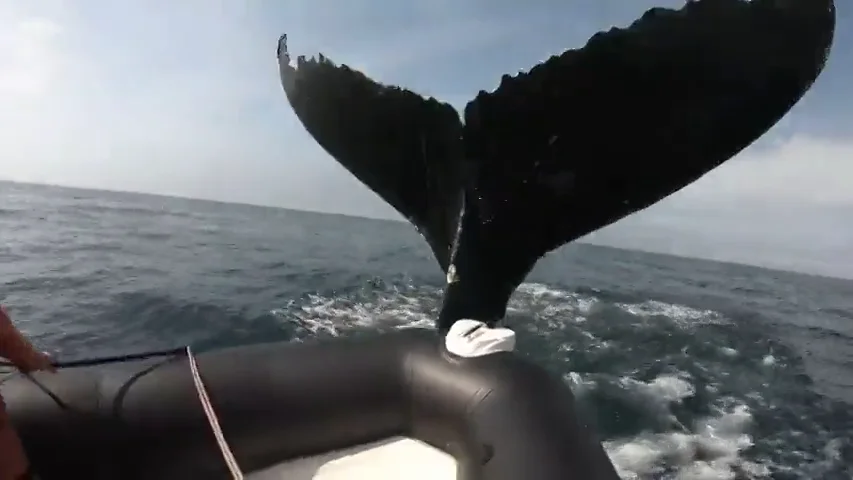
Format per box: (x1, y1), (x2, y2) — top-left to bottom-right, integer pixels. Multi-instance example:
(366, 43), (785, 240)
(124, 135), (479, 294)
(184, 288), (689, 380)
(277, 37), (465, 274)
(276, 0), (836, 330)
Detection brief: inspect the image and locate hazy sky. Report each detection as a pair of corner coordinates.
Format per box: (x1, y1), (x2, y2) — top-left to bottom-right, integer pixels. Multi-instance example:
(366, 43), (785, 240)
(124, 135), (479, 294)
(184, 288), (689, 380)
(1, 1), (852, 277)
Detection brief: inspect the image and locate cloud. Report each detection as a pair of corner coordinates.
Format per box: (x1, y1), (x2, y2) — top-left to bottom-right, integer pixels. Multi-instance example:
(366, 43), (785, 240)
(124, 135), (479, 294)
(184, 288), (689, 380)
(0, 16), (62, 97)
(672, 135), (853, 208)
(586, 134), (853, 277)
(0, 0), (517, 208)
(1, 1), (289, 197)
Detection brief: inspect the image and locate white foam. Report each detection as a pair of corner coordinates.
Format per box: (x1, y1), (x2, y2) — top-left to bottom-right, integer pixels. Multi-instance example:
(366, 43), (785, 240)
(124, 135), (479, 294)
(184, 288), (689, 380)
(271, 282), (805, 477)
(247, 437), (456, 480)
(614, 300), (727, 327)
(619, 374), (696, 408)
(602, 379), (766, 480)
(277, 285), (440, 338)
(516, 282), (599, 315)
(719, 347), (738, 357)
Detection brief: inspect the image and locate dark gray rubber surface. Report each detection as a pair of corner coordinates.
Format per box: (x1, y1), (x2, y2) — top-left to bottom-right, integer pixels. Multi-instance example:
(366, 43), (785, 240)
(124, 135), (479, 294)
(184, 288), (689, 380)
(2, 329), (619, 480)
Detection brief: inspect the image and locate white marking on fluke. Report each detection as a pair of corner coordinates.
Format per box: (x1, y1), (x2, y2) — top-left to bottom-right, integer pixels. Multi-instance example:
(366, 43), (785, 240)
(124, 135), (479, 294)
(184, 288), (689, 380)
(446, 264), (458, 284)
(444, 319), (516, 357)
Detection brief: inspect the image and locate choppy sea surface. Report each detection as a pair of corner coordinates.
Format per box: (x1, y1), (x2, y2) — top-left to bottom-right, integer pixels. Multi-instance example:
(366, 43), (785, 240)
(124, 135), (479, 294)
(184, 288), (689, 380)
(1, 181), (851, 479)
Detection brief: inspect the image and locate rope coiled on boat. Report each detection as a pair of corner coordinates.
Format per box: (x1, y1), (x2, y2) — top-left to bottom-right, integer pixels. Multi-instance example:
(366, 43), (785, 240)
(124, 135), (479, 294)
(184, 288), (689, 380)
(185, 345), (244, 479)
(1, 346), (244, 479)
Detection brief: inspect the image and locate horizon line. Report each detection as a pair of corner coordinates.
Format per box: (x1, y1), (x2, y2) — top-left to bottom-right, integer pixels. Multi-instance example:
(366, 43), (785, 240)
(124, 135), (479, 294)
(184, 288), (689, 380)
(2, 178), (849, 283)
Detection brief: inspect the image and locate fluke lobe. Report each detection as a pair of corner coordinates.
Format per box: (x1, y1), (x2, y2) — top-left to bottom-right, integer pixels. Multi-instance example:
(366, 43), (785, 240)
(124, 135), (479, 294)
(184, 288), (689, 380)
(276, 0), (836, 331)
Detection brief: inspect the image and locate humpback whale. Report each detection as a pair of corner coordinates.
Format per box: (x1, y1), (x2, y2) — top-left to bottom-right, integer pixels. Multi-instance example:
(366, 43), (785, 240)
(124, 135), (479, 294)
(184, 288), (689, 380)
(277, 0), (836, 331)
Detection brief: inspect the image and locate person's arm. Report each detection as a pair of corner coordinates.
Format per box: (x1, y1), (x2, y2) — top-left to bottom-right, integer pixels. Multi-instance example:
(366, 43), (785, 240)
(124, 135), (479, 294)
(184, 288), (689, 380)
(0, 306), (55, 373)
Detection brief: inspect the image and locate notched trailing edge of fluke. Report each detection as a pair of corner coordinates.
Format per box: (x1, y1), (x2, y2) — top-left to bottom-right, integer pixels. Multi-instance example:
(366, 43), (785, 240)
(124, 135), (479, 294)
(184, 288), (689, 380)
(277, 34), (338, 94)
(459, 0), (836, 242)
(276, 32), (466, 275)
(275, 0), (837, 331)
(447, 0), (836, 327)
(469, 0), (835, 101)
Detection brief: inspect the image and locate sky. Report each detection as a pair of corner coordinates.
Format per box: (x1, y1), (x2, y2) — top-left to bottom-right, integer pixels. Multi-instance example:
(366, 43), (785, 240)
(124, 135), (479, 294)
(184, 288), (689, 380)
(1, 0), (852, 277)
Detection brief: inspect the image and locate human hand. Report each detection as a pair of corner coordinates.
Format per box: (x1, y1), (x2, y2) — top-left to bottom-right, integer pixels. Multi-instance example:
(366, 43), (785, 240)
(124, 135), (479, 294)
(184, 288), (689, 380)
(0, 304), (57, 373)
(18, 350), (57, 374)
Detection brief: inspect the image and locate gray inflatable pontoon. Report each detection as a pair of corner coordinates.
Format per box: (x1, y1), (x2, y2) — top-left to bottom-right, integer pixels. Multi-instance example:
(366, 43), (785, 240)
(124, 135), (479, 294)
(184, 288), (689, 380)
(2, 0), (838, 477)
(1, 321), (620, 480)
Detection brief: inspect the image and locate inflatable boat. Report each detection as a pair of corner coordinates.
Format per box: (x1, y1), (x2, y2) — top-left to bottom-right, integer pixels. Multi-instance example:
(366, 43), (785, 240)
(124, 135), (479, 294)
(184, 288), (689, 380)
(3, 0), (836, 478)
(2, 321), (619, 480)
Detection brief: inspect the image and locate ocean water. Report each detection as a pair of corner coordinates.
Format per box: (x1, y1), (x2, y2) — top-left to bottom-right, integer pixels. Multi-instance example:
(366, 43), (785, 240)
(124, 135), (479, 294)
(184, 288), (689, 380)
(1, 180), (851, 479)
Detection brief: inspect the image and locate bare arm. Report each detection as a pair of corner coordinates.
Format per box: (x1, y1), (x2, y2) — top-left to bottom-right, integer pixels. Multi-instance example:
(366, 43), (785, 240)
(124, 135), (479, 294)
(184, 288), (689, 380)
(0, 306), (55, 373)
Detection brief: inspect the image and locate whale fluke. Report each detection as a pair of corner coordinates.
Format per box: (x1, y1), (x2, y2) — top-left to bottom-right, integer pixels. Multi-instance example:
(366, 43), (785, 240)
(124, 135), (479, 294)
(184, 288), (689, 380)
(277, 0), (836, 331)
(277, 36), (465, 273)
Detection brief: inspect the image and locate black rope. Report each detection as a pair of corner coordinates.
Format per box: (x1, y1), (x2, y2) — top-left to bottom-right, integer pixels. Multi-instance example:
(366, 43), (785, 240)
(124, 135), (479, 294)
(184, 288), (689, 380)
(1, 347), (191, 480)
(21, 373), (73, 410)
(0, 346), (187, 369)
